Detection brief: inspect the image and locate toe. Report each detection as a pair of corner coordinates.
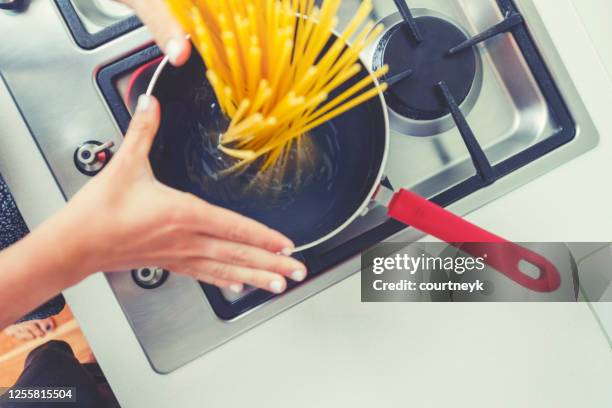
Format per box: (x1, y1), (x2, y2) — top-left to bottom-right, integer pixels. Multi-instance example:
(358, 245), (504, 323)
(31, 322), (46, 338)
(18, 328), (35, 341)
(42, 317), (56, 332)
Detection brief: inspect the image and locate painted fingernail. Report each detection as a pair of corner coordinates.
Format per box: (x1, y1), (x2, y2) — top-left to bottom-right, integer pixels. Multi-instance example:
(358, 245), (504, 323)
(269, 280), (285, 294)
(229, 284), (243, 294)
(166, 38), (184, 65)
(291, 270), (306, 282)
(281, 247), (293, 256)
(45, 324), (52, 331)
(136, 94), (152, 112)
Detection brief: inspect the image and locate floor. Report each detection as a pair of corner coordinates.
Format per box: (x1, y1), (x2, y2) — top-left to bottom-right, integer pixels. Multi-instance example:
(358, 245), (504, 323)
(0, 305), (93, 387)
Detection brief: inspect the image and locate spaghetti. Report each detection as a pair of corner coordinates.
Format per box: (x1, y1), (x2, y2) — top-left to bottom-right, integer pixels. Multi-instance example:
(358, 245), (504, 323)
(166, 0), (388, 173)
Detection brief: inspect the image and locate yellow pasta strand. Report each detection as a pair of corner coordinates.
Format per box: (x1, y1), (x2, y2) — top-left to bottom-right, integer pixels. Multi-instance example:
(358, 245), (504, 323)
(166, 0), (388, 173)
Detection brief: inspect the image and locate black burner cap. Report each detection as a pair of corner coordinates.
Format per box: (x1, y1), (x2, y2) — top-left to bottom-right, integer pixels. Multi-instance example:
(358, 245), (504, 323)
(377, 16), (477, 121)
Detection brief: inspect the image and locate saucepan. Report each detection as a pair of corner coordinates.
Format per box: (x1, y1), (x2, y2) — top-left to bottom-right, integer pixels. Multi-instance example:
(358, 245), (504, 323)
(144, 43), (560, 293)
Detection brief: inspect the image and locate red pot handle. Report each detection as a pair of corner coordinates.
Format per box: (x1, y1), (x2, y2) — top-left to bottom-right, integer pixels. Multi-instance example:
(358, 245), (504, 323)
(387, 189), (561, 292)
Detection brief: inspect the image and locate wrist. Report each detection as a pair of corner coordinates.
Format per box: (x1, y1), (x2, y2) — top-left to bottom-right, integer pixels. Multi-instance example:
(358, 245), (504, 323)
(36, 207), (100, 284)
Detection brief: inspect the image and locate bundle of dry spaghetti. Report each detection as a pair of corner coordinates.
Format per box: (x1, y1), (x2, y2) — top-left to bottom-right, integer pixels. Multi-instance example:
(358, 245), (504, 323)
(166, 0), (388, 173)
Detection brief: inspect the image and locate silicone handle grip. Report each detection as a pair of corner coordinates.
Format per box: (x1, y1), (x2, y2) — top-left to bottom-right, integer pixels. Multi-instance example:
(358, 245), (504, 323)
(387, 189), (561, 292)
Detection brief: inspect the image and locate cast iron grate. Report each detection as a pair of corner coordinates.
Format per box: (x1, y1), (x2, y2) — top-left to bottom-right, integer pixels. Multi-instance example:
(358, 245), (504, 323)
(54, 0), (142, 50)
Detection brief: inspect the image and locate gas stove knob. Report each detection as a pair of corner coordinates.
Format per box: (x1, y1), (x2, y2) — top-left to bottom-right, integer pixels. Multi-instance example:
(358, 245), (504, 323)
(74, 141), (114, 176)
(0, 0), (26, 11)
(132, 267), (169, 289)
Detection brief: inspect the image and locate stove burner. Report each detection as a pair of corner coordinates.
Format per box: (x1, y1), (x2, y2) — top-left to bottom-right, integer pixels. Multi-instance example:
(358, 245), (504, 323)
(380, 16), (477, 121)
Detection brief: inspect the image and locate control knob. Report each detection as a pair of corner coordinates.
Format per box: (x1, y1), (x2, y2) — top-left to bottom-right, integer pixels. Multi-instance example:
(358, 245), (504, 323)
(74, 141), (114, 176)
(132, 267), (169, 289)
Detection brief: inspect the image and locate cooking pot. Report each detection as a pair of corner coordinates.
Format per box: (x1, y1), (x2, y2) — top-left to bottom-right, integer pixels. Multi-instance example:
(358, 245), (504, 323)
(144, 43), (560, 293)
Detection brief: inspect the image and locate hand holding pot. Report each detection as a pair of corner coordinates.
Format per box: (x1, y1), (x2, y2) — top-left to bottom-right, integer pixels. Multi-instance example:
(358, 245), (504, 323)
(53, 95), (307, 294)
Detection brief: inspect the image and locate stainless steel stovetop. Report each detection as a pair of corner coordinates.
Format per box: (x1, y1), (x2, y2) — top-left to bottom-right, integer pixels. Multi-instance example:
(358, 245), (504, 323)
(0, 0), (599, 373)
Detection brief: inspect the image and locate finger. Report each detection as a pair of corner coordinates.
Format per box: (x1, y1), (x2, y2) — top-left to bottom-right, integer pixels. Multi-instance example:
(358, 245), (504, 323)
(182, 195), (295, 253)
(187, 259), (287, 294)
(193, 274), (245, 294)
(168, 265), (244, 294)
(121, 95), (161, 158)
(123, 0), (191, 66)
(196, 236), (307, 282)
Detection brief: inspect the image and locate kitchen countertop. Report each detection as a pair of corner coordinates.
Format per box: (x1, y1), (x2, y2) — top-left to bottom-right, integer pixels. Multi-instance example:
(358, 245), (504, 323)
(1, 0), (611, 406)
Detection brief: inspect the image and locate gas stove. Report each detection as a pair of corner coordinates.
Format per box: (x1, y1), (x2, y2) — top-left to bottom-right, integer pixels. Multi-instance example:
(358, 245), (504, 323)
(0, 0), (599, 373)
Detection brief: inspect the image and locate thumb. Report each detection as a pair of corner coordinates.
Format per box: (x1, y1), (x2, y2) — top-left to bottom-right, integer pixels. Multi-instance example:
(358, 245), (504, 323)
(121, 94), (161, 158)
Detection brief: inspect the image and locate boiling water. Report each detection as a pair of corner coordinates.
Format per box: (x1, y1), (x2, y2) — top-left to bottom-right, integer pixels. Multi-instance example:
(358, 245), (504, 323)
(181, 85), (342, 215)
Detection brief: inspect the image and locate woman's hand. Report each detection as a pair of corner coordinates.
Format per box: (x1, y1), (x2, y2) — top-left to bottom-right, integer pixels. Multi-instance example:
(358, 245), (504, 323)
(117, 0), (191, 66)
(53, 95), (306, 294)
(72, 2), (306, 292)
(0, 96), (305, 329)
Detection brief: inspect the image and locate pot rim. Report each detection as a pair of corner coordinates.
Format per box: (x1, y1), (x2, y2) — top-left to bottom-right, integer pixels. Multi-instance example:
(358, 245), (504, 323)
(146, 40), (390, 253)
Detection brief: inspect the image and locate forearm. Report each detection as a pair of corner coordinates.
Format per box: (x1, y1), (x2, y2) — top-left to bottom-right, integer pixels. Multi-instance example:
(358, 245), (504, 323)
(0, 94), (304, 330)
(0, 212), (89, 329)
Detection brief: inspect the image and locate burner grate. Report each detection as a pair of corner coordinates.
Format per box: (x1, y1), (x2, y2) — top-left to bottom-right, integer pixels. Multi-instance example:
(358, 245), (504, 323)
(437, 81), (497, 184)
(54, 0), (141, 49)
(392, 0), (423, 43)
(380, 0), (575, 187)
(380, 16), (478, 121)
(448, 11), (524, 55)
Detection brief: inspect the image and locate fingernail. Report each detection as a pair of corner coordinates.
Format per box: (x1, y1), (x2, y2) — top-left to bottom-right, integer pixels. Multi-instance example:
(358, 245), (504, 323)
(280, 247), (293, 256)
(166, 38), (184, 65)
(229, 284), (243, 294)
(291, 270), (306, 282)
(136, 95), (152, 112)
(269, 280), (285, 294)
(45, 324), (52, 331)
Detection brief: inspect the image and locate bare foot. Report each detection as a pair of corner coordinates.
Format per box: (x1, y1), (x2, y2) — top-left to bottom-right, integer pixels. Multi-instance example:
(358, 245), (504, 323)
(3, 317), (56, 341)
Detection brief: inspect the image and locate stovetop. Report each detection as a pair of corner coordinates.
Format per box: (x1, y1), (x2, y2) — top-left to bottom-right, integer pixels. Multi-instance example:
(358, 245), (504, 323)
(54, 0), (140, 49)
(0, 0), (599, 373)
